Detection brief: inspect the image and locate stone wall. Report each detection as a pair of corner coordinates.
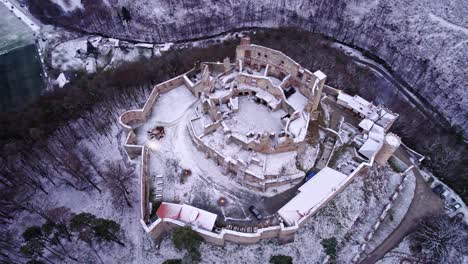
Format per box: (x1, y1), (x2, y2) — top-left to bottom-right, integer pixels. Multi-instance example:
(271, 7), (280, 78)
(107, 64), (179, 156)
(138, 155), (374, 246)
(140, 146), (150, 221)
(140, 212), (298, 246)
(237, 74), (285, 101)
(123, 131), (143, 159)
(236, 44), (326, 102)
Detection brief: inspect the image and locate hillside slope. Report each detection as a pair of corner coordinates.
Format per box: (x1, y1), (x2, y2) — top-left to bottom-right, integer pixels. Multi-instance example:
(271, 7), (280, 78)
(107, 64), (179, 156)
(25, 0), (468, 137)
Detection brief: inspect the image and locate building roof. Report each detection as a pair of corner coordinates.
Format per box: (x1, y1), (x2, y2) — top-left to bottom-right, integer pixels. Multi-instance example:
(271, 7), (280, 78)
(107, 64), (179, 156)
(337, 92), (398, 131)
(278, 167), (348, 226)
(337, 93), (375, 117)
(287, 91), (309, 112)
(156, 202), (217, 231)
(374, 108), (398, 130)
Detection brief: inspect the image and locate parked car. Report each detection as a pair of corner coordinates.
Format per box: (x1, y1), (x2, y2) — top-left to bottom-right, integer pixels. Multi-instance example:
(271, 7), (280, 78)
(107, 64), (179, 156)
(433, 184), (444, 194)
(452, 203), (462, 210)
(249, 206), (263, 220)
(440, 190), (450, 199)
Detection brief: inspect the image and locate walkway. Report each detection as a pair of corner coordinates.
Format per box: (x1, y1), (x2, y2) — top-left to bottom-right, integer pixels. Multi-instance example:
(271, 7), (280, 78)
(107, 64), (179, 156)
(360, 148), (443, 263)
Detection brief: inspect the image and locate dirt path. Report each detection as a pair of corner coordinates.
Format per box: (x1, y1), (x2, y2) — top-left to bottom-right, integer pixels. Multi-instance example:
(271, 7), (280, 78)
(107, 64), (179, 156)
(360, 148), (443, 263)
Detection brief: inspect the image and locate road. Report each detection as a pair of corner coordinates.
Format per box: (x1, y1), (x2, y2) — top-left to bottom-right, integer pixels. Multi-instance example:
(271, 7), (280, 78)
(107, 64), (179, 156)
(0, 0), (41, 33)
(360, 148), (444, 263)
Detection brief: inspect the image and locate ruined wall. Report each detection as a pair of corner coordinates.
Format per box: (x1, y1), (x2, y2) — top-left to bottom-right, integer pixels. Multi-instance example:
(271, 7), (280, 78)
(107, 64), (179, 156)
(237, 74), (284, 99)
(237, 44), (319, 98)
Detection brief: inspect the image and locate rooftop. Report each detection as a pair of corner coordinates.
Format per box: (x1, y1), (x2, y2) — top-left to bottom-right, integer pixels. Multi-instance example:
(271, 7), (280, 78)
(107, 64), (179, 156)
(278, 167), (348, 226)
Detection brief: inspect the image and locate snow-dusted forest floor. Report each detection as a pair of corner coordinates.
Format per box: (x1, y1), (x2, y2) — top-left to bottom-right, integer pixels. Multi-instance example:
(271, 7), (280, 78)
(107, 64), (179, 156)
(6, 84), (418, 263)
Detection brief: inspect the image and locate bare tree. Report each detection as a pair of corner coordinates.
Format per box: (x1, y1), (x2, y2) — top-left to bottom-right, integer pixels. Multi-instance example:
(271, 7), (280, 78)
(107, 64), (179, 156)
(79, 146), (105, 180)
(60, 152), (102, 193)
(412, 215), (467, 263)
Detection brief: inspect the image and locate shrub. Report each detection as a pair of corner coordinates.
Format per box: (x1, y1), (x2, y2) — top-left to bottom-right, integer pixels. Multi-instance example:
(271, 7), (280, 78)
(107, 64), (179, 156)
(321, 237), (338, 262)
(162, 259), (182, 264)
(269, 255), (293, 264)
(172, 226), (202, 251)
(172, 226), (203, 263)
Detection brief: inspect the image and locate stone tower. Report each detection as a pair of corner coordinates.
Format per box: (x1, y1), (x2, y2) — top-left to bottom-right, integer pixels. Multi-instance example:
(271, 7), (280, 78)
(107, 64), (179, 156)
(375, 133), (401, 166)
(311, 70), (327, 112)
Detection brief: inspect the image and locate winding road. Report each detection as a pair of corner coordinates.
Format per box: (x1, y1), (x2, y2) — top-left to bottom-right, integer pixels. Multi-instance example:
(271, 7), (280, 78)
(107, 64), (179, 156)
(360, 148), (443, 263)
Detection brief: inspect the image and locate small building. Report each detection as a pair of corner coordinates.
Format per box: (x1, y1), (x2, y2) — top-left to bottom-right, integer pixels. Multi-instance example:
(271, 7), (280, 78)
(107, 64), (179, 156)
(135, 43), (155, 49)
(156, 202), (217, 231)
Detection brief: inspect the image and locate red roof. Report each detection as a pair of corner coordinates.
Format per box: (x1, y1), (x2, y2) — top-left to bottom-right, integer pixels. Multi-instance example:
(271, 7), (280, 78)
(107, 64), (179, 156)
(156, 202), (217, 231)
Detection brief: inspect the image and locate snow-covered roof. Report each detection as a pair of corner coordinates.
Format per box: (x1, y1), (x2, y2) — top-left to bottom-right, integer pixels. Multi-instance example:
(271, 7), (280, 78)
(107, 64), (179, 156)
(358, 138), (382, 159)
(337, 93), (375, 117)
(369, 125), (385, 143)
(338, 92), (398, 130)
(156, 203), (182, 219)
(278, 167), (348, 226)
(256, 90), (277, 104)
(313, 70), (326, 80)
(135, 43), (154, 49)
(374, 108), (398, 130)
(55, 72), (69, 88)
(156, 203), (217, 231)
(337, 92), (353, 103)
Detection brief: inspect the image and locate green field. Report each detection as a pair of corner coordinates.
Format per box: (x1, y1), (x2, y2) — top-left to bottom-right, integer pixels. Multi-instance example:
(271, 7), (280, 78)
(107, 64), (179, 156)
(0, 4), (44, 111)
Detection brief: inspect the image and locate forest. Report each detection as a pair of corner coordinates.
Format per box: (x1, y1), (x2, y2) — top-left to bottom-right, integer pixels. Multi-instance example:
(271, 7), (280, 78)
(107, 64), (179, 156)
(0, 28), (466, 263)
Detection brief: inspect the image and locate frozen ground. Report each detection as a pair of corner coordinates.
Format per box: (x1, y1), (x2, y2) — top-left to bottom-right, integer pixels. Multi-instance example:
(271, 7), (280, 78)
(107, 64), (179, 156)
(287, 91), (308, 112)
(135, 86), (297, 222)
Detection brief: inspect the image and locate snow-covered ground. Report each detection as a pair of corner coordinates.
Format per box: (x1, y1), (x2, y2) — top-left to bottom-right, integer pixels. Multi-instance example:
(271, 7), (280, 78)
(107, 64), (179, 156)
(0, 0), (40, 33)
(225, 97), (284, 134)
(375, 237), (413, 264)
(0, 3), (34, 54)
(9, 90), (418, 263)
(51, 37), (154, 72)
(48, 31), (245, 74)
(364, 171), (416, 254)
(50, 0), (83, 12)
